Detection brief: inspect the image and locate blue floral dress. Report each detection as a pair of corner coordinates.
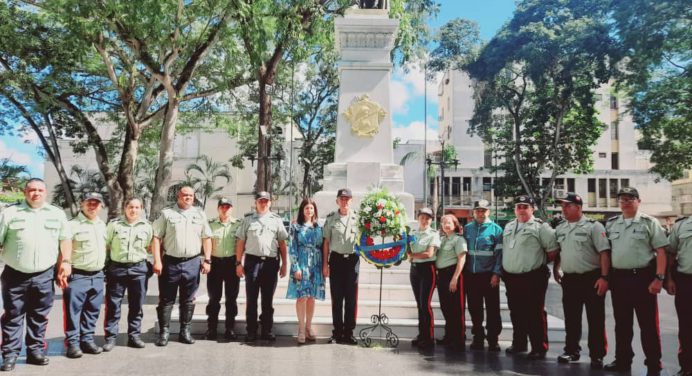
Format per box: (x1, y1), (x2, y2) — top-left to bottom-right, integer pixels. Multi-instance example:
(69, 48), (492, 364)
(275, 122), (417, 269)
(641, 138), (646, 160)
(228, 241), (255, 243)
(286, 223), (325, 300)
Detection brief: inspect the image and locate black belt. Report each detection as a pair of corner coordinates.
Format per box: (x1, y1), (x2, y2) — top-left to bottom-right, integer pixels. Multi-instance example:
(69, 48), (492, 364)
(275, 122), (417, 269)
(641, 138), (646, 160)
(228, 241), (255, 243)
(164, 254), (199, 262)
(612, 264), (655, 275)
(245, 254), (278, 261)
(331, 252), (357, 259)
(211, 255), (236, 260)
(72, 268), (103, 276)
(110, 260), (146, 268)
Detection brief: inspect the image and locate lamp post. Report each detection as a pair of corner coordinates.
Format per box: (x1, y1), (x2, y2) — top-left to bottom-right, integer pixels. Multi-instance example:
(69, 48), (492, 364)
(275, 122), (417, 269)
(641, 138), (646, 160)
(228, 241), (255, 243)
(426, 139), (459, 222)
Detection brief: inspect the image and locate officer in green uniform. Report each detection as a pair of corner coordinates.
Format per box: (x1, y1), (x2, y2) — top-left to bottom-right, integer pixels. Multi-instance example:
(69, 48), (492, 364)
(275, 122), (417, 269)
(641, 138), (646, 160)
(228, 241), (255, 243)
(502, 195), (558, 360)
(604, 187), (668, 376)
(63, 192), (108, 359)
(103, 197), (153, 351)
(553, 193), (610, 369)
(0, 178), (72, 371)
(205, 197), (241, 341)
(322, 188), (360, 344)
(235, 191), (288, 342)
(408, 207), (441, 350)
(667, 215), (692, 376)
(152, 186), (212, 346)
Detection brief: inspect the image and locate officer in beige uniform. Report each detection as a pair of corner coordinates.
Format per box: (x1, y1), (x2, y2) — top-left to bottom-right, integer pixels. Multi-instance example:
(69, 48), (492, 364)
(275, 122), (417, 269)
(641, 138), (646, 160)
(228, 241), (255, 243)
(152, 186), (212, 346)
(553, 193), (611, 369)
(322, 188), (360, 344)
(63, 192), (108, 359)
(235, 191), (288, 342)
(0, 178), (71, 371)
(604, 187), (668, 376)
(103, 198), (152, 351)
(205, 197), (241, 341)
(667, 215), (692, 376)
(502, 195), (558, 360)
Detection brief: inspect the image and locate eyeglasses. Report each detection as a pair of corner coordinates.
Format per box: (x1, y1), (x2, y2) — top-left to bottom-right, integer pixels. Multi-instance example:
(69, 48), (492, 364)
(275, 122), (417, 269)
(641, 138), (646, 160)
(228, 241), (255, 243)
(515, 204), (531, 209)
(618, 197), (637, 203)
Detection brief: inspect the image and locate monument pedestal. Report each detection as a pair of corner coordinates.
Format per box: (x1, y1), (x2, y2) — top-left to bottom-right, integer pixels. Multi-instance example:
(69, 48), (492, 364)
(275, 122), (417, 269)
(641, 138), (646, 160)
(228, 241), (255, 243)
(314, 8), (414, 219)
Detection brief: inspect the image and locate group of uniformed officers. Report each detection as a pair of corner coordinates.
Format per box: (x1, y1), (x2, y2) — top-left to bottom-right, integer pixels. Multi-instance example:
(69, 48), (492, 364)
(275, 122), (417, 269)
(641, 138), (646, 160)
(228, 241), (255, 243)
(0, 179), (690, 376)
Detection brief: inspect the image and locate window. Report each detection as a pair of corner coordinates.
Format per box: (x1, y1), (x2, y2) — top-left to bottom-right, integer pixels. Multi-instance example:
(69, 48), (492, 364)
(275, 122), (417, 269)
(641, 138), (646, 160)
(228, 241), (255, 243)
(484, 147), (493, 168)
(611, 122), (619, 140)
(598, 179), (607, 207)
(587, 178), (597, 207)
(567, 178), (575, 192)
(611, 152), (619, 170)
(451, 177), (461, 196)
(483, 177), (492, 192)
(621, 178), (629, 188)
(610, 95), (618, 110)
(599, 152), (607, 158)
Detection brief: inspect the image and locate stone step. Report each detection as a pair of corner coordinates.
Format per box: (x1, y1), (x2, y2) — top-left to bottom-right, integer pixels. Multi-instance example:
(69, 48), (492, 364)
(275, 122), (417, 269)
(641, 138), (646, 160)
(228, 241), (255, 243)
(167, 314), (566, 343)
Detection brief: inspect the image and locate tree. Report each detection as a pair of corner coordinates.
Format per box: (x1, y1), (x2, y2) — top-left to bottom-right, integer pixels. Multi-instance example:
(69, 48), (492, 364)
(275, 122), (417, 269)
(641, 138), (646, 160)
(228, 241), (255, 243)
(467, 0), (616, 217)
(52, 165), (108, 210)
(184, 155), (231, 208)
(0, 158), (29, 191)
(609, 0), (691, 180)
(427, 18), (481, 74)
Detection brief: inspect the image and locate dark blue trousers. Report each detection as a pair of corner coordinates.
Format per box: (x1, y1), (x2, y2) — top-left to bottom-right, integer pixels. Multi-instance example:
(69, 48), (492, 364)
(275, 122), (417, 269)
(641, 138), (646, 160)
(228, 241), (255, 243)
(1, 266), (55, 358)
(206, 256), (239, 328)
(410, 262), (437, 342)
(465, 271), (502, 342)
(243, 255), (279, 334)
(675, 271), (692, 372)
(437, 265), (464, 344)
(104, 261), (148, 340)
(502, 266), (549, 353)
(561, 269), (607, 359)
(328, 253), (359, 337)
(63, 270), (105, 347)
(158, 255), (200, 307)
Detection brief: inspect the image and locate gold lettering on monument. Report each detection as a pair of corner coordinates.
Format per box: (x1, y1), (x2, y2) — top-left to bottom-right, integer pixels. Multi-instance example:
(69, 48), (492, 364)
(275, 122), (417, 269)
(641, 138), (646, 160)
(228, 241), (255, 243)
(343, 95), (387, 137)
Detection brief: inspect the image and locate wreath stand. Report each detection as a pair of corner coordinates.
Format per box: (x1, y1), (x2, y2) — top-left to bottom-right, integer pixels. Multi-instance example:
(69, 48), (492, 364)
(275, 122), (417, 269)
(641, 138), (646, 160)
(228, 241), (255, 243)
(358, 252), (401, 348)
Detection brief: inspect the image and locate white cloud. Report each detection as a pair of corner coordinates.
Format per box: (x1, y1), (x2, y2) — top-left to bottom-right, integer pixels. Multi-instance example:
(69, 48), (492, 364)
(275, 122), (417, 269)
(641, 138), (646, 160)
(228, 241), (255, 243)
(0, 139), (43, 176)
(390, 79), (410, 114)
(392, 121), (439, 143)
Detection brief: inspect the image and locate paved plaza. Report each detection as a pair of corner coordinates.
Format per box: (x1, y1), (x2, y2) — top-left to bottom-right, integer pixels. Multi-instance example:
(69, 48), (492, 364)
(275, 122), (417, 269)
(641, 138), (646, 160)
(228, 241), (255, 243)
(0, 267), (681, 376)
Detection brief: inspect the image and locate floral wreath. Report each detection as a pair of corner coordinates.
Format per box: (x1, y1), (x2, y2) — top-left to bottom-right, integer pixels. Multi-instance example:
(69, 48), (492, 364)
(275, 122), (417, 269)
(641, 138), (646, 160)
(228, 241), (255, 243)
(355, 189), (412, 267)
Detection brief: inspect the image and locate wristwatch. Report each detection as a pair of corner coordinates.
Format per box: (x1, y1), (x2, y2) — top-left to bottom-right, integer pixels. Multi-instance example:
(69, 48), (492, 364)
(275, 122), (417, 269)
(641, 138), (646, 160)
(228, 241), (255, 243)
(655, 274), (665, 282)
(235, 260), (242, 267)
(600, 275), (609, 282)
(203, 259), (212, 265)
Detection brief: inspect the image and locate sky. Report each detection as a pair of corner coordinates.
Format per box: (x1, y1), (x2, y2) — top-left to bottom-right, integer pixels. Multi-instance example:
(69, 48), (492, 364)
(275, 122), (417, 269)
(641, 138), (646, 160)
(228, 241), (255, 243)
(0, 0), (516, 179)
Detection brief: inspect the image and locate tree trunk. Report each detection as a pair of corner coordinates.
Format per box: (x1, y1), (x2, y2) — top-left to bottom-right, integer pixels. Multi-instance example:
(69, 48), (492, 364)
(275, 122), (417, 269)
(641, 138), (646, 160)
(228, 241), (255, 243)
(117, 123), (140, 205)
(256, 79), (272, 193)
(149, 102), (179, 220)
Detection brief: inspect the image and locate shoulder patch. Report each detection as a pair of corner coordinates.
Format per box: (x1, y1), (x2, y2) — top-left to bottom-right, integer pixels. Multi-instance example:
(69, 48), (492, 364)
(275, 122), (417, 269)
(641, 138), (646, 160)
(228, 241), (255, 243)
(586, 218), (596, 223)
(607, 216), (618, 222)
(534, 218), (544, 223)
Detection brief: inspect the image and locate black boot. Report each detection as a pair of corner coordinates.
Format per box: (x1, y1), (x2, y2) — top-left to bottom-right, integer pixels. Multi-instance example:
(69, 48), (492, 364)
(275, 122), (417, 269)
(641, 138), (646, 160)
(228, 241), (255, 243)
(179, 304), (196, 344)
(224, 319), (237, 341)
(205, 319), (218, 340)
(155, 305), (173, 347)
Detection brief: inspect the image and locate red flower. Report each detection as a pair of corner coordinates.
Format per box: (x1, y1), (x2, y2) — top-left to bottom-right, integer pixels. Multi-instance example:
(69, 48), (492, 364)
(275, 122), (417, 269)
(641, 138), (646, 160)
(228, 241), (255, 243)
(379, 216), (386, 223)
(365, 237), (374, 246)
(395, 210), (400, 215)
(364, 222), (371, 229)
(381, 230), (386, 236)
(377, 203), (384, 209)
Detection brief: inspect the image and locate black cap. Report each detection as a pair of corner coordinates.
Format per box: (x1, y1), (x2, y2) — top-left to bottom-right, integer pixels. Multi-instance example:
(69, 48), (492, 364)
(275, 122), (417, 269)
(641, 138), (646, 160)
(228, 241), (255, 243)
(514, 195), (535, 206)
(473, 199), (490, 210)
(555, 192), (583, 206)
(337, 188), (352, 198)
(217, 197), (233, 206)
(617, 187), (639, 199)
(82, 192), (104, 204)
(418, 207), (433, 218)
(255, 191), (271, 200)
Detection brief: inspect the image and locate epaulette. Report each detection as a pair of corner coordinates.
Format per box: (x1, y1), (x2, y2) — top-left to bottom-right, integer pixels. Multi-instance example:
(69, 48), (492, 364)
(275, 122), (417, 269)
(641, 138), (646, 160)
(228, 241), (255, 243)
(607, 216), (618, 222)
(675, 216), (688, 223)
(586, 217), (596, 223)
(327, 211), (338, 218)
(534, 218), (544, 223)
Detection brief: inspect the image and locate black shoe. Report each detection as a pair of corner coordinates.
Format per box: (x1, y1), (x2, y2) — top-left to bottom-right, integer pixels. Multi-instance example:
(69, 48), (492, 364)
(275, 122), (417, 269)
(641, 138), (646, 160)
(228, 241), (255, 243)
(26, 353), (49, 366)
(527, 351), (547, 360)
(0, 356), (16, 371)
(260, 332), (276, 341)
(127, 336), (146, 349)
(487, 342), (501, 352)
(647, 369), (661, 376)
(204, 329), (217, 340)
(328, 336), (340, 344)
(470, 340), (485, 350)
(416, 339), (435, 350)
(245, 332), (257, 342)
(603, 361), (631, 372)
(590, 358), (604, 369)
(411, 336), (420, 347)
(102, 339), (116, 352)
(80, 342), (103, 355)
(436, 337), (450, 346)
(505, 345), (527, 354)
(675, 371), (692, 376)
(224, 329), (237, 341)
(341, 334), (358, 345)
(65, 345), (83, 359)
(557, 352), (580, 363)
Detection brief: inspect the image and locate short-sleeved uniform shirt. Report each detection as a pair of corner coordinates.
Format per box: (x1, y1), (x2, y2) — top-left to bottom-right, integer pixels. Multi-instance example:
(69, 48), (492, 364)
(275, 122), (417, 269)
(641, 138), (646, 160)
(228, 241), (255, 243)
(436, 233), (467, 269)
(209, 217), (240, 258)
(555, 215), (610, 274)
(235, 212), (288, 258)
(502, 216), (558, 274)
(323, 210), (359, 255)
(107, 218), (152, 264)
(668, 216), (692, 274)
(606, 211), (669, 269)
(411, 227), (440, 264)
(0, 201), (71, 273)
(153, 206), (212, 258)
(69, 212), (107, 272)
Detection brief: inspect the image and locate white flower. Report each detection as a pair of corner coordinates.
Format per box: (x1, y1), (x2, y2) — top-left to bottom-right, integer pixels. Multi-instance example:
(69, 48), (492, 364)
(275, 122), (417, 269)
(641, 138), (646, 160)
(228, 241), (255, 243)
(363, 206), (372, 213)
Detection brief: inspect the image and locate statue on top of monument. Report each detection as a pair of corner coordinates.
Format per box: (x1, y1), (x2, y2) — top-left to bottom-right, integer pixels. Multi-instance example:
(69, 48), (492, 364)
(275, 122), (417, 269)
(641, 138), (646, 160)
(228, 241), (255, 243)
(359, 0), (384, 10)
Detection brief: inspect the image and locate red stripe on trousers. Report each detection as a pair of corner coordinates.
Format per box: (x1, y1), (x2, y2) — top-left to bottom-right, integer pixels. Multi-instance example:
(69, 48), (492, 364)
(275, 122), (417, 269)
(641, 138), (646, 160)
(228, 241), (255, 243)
(427, 264), (437, 339)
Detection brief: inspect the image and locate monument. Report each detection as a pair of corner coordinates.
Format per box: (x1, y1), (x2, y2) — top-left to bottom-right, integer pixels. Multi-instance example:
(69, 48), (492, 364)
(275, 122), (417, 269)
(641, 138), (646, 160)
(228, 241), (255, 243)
(314, 3), (415, 219)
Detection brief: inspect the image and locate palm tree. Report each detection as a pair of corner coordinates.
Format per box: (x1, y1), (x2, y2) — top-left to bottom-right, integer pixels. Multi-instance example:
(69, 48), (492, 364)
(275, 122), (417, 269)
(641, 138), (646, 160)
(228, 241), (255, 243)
(52, 165), (108, 211)
(0, 158), (29, 192)
(184, 155), (232, 208)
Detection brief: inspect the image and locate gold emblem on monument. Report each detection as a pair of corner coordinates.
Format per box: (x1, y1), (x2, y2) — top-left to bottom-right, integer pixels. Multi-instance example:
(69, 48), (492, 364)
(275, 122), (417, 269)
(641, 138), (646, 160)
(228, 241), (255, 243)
(343, 94), (387, 137)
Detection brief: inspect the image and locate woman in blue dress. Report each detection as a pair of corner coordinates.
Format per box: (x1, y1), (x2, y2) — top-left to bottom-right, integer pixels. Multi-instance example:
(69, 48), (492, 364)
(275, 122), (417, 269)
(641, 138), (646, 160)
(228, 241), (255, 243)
(286, 198), (324, 344)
